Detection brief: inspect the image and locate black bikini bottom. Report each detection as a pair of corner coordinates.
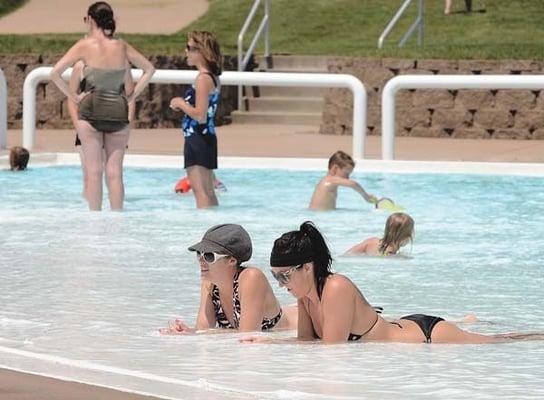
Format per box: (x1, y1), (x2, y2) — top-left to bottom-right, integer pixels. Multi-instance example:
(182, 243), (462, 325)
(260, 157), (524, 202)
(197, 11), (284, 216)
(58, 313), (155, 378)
(400, 314), (444, 343)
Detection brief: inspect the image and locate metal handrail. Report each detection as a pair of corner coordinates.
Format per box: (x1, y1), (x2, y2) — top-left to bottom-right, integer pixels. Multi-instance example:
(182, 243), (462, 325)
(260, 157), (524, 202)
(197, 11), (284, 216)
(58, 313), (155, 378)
(378, 0), (424, 49)
(381, 74), (544, 160)
(0, 68), (7, 150)
(23, 67), (368, 159)
(237, 0), (270, 110)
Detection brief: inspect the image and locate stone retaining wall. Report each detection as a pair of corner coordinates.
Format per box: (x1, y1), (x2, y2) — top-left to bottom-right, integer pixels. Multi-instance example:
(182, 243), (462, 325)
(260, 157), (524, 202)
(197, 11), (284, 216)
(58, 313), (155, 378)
(2, 55), (543, 140)
(321, 58), (544, 139)
(0, 54), (238, 129)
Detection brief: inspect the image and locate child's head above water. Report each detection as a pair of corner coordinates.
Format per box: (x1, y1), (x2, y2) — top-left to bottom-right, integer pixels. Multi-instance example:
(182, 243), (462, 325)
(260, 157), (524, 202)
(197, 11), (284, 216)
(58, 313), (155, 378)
(379, 212), (415, 255)
(9, 146), (30, 171)
(328, 150), (355, 178)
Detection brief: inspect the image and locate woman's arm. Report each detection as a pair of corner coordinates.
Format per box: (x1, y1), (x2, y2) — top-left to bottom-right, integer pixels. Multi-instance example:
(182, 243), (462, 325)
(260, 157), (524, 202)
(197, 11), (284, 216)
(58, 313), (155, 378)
(240, 298), (318, 344)
(320, 275), (357, 344)
(66, 61), (84, 125)
(297, 298), (317, 340)
(238, 268), (268, 332)
(195, 281), (216, 330)
(50, 40), (86, 103)
(124, 41), (155, 102)
(123, 63), (136, 125)
(171, 73), (214, 123)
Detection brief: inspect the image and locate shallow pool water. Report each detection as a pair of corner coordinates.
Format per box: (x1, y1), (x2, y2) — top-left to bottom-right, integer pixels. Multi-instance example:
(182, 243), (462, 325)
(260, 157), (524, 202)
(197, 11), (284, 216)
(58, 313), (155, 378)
(1, 166), (543, 399)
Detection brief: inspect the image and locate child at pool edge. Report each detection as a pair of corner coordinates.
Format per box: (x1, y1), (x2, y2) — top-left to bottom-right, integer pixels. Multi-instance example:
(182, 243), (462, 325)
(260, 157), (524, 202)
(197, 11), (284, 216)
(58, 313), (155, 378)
(309, 150), (377, 210)
(9, 146), (30, 171)
(347, 212), (414, 256)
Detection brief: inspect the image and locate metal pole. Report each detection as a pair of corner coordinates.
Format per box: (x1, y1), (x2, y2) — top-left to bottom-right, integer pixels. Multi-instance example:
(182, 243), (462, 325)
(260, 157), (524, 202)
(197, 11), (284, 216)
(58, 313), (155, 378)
(0, 68), (7, 150)
(378, 0), (413, 49)
(237, 31), (244, 110)
(382, 74), (544, 160)
(418, 0), (424, 47)
(24, 68), (368, 157)
(264, 0), (270, 57)
(381, 79), (397, 160)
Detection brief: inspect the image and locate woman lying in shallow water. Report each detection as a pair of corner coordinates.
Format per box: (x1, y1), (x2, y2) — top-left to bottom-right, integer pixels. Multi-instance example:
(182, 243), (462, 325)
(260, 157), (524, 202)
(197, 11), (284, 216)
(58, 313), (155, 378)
(243, 221), (543, 344)
(160, 224), (297, 334)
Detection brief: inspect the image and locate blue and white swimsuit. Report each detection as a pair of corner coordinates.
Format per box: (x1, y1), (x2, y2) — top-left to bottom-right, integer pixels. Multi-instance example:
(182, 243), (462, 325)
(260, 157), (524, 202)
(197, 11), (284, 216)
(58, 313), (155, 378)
(182, 72), (220, 169)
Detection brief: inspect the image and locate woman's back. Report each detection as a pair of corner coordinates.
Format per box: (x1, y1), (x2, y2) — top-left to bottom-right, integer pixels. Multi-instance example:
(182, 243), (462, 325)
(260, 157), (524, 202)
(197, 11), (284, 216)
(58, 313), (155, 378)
(80, 36), (126, 70)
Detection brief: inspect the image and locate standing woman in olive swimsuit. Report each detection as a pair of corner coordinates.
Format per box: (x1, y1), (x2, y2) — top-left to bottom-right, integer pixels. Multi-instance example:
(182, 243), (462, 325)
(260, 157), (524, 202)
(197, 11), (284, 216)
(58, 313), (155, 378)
(170, 31), (222, 209)
(67, 60), (136, 201)
(50, 2), (155, 211)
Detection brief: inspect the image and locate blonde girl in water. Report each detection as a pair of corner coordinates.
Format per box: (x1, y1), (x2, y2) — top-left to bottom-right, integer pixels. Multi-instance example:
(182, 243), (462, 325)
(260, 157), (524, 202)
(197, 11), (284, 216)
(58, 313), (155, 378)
(347, 212), (414, 256)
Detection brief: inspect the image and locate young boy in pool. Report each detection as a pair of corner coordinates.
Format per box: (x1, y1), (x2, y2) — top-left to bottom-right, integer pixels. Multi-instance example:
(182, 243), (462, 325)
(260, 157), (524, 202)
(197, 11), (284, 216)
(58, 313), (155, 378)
(309, 150), (377, 210)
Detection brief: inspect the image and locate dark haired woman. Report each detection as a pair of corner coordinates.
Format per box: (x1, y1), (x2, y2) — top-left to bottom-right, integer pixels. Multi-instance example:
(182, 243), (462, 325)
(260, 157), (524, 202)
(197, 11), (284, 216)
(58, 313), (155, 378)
(169, 31), (222, 209)
(244, 221), (543, 344)
(50, 2), (154, 211)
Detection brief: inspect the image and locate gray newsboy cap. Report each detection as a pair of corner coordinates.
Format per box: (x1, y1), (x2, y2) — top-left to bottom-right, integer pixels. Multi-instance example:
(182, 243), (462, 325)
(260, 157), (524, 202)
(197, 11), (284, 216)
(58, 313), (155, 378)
(188, 224), (252, 263)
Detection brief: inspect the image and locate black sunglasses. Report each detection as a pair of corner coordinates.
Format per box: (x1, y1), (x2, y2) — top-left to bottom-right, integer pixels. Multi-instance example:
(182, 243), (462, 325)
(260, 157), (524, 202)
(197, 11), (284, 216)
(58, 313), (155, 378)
(185, 44), (199, 52)
(271, 264), (303, 285)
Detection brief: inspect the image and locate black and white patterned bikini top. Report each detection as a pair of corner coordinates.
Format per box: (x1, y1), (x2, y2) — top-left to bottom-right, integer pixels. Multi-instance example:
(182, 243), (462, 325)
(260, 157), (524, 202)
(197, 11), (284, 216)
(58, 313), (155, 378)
(211, 268), (282, 331)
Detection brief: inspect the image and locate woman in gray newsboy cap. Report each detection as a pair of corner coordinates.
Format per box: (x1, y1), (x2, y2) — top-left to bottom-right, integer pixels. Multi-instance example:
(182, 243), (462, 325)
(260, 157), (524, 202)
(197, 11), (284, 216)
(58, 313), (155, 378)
(161, 223), (297, 333)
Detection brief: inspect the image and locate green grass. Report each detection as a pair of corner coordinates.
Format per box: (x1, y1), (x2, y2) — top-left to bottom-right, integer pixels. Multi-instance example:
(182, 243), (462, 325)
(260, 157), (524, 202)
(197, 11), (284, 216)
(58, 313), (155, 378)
(0, 0), (26, 17)
(0, 0), (543, 59)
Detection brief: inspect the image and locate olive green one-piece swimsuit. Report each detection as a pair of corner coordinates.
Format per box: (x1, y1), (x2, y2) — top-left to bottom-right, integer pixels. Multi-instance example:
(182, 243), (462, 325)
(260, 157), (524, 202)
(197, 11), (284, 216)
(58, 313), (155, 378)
(78, 67), (129, 133)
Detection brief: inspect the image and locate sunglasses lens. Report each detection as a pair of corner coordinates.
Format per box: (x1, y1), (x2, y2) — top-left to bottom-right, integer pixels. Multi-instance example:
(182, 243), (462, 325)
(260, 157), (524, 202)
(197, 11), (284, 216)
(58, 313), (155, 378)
(272, 271), (287, 285)
(203, 252), (216, 263)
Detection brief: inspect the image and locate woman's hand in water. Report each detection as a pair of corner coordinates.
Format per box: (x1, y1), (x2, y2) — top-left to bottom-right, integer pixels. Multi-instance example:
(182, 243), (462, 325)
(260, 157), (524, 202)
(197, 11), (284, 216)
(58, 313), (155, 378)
(159, 319), (195, 335)
(239, 335), (274, 344)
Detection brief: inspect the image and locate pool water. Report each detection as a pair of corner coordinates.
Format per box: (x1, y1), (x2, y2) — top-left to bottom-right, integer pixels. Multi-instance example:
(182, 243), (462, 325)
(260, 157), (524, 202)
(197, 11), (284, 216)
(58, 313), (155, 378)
(1, 166), (543, 399)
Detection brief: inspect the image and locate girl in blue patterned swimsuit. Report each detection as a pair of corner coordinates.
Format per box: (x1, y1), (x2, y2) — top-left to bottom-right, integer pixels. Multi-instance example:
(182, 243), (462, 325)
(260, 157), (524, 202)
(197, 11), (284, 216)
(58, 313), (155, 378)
(170, 31), (222, 208)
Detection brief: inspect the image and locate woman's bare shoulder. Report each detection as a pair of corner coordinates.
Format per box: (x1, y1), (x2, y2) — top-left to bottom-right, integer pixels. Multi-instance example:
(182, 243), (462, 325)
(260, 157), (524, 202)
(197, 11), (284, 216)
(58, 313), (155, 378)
(239, 266), (267, 282)
(325, 274), (355, 292)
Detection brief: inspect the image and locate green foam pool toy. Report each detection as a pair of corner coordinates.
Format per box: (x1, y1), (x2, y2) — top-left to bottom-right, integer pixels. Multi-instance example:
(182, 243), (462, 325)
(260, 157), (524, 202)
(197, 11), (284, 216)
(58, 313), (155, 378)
(374, 197), (405, 213)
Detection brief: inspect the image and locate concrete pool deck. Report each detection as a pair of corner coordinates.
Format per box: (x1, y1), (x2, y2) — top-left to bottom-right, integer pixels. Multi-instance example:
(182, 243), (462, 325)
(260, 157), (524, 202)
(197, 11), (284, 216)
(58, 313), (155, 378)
(3, 123), (544, 163)
(0, 368), (166, 400)
(0, 0), (208, 34)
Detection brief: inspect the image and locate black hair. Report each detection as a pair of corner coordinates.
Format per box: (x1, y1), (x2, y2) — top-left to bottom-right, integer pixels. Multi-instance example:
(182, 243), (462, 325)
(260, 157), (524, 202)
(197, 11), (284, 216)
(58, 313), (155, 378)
(9, 146), (30, 171)
(88, 2), (116, 37)
(270, 221), (333, 299)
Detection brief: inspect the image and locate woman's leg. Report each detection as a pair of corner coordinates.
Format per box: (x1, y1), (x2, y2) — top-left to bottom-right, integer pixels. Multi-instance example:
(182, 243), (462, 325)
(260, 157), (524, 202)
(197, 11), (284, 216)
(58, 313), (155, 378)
(187, 166), (218, 208)
(444, 0), (452, 14)
(103, 126), (130, 211)
(77, 144), (88, 200)
(76, 120), (104, 211)
(431, 320), (496, 343)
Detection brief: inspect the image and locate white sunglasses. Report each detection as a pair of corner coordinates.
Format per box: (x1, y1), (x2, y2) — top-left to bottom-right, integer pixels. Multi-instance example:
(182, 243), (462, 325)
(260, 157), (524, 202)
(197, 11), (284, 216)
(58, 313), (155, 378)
(196, 251), (229, 264)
